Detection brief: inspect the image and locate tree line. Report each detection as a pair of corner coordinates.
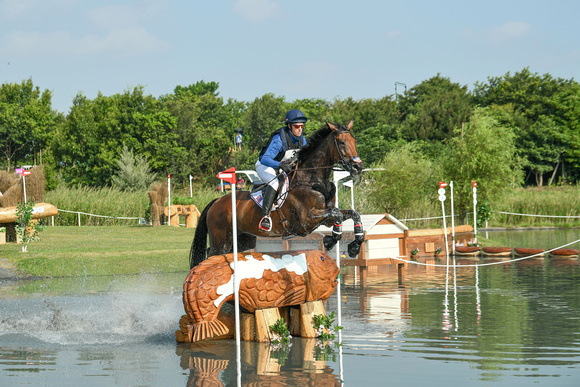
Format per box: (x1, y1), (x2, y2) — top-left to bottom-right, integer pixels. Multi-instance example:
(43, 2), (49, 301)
(1, 68), (579, 198)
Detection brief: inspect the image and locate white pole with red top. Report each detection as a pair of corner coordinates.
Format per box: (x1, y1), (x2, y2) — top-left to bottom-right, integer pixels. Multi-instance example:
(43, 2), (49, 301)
(22, 170), (31, 202)
(439, 181), (449, 258)
(217, 167), (241, 385)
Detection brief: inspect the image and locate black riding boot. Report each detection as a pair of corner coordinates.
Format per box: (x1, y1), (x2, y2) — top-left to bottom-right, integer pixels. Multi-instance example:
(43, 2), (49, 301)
(259, 185), (277, 231)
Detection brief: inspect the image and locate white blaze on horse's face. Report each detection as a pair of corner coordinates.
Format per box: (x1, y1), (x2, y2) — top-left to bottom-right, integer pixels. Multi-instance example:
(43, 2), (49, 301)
(328, 120), (364, 178)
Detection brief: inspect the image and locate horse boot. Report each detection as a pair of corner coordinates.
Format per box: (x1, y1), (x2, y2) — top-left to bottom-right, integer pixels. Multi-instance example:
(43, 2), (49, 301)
(258, 185), (277, 231)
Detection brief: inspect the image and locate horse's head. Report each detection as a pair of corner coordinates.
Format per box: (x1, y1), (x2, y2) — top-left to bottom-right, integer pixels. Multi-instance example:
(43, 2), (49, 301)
(328, 120), (364, 178)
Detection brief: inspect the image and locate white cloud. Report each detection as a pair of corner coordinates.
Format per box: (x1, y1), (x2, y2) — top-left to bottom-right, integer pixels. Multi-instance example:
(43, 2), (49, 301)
(233, 0), (281, 23)
(1, 1), (170, 56)
(0, 0), (36, 19)
(490, 21), (532, 41)
(2, 27), (170, 56)
(462, 21), (533, 44)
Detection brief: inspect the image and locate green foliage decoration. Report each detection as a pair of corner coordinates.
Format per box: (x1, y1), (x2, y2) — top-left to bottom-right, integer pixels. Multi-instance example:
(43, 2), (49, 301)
(269, 318), (291, 345)
(477, 200), (492, 228)
(313, 311), (342, 342)
(15, 201), (43, 252)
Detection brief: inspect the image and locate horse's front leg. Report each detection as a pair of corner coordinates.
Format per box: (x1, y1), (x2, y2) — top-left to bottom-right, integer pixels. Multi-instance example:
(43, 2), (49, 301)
(340, 209), (365, 257)
(308, 207), (344, 252)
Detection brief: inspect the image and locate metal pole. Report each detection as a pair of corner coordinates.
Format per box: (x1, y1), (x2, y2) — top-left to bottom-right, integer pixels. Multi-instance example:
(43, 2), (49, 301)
(22, 175), (27, 203)
(168, 174), (171, 226)
(473, 182), (477, 243)
(334, 180), (342, 330)
(450, 181), (456, 254)
(231, 180), (241, 387)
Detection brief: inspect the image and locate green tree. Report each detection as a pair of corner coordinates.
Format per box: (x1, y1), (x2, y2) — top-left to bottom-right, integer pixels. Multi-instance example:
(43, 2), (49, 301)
(443, 107), (523, 220)
(173, 80), (220, 97)
(366, 143), (441, 219)
(162, 90), (234, 184)
(51, 87), (180, 186)
(549, 82), (580, 183)
(473, 68), (576, 184)
(398, 74), (473, 142)
(0, 79), (56, 170)
(111, 145), (157, 191)
(242, 93), (287, 151)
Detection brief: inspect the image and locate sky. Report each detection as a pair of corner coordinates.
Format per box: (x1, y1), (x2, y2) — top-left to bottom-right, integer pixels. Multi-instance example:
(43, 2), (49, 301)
(1, 0), (579, 114)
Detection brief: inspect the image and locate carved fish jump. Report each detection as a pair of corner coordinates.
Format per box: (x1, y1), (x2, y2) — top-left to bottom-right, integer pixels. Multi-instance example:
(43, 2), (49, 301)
(182, 250), (339, 342)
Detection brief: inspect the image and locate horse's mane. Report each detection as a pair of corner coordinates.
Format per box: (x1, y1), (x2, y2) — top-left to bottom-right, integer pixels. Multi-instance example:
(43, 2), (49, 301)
(296, 123), (344, 163)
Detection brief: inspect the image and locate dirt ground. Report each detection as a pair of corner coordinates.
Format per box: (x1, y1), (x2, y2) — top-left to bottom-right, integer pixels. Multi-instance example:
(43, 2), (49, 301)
(0, 258), (22, 280)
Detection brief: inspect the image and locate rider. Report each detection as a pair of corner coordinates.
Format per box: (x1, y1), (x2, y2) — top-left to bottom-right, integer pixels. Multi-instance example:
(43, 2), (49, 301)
(255, 109), (308, 231)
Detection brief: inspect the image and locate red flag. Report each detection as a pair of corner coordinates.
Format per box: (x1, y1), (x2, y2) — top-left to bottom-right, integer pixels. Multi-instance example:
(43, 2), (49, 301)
(472, 181), (477, 187)
(217, 167), (237, 184)
(439, 181), (448, 189)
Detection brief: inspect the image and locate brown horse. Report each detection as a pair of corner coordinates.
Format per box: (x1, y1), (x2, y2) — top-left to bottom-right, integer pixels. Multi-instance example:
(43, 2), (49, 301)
(189, 121), (365, 269)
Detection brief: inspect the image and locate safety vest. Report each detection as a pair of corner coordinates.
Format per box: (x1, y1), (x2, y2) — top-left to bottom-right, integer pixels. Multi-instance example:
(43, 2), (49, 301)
(259, 127), (305, 162)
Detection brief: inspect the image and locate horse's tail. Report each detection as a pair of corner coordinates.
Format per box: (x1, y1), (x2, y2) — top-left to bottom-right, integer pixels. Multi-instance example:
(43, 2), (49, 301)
(189, 198), (218, 270)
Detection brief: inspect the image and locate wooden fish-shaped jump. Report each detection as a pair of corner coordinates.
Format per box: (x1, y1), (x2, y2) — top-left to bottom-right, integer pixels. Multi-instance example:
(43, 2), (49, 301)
(181, 250), (339, 342)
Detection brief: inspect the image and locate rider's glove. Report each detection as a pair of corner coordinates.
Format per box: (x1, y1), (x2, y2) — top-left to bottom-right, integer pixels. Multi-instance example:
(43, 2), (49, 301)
(279, 161), (293, 174)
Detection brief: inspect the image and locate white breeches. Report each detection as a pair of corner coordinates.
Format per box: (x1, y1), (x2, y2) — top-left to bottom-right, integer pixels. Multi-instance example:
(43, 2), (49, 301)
(255, 161), (280, 190)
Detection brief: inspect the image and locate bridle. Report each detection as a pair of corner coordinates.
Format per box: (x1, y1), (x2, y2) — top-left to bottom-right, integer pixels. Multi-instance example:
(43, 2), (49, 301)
(333, 131), (362, 175)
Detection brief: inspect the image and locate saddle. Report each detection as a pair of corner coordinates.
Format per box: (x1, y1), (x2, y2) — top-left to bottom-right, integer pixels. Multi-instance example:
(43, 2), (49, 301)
(250, 172), (290, 210)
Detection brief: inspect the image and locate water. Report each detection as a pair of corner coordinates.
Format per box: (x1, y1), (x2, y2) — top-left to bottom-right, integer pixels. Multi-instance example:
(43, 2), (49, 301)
(1, 230), (579, 386)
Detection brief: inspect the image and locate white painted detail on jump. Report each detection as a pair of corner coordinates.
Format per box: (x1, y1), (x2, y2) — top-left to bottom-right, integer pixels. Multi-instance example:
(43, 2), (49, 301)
(213, 253), (308, 307)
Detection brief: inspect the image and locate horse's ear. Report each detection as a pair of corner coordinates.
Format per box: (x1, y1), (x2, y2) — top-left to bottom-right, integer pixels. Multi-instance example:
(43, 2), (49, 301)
(346, 120), (354, 131)
(326, 121), (337, 131)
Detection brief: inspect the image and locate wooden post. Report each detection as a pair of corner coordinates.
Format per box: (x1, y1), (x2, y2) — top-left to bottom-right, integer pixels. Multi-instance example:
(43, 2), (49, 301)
(398, 263), (405, 286)
(241, 313), (255, 341)
(289, 306), (301, 337)
(300, 300), (325, 338)
(255, 307), (281, 342)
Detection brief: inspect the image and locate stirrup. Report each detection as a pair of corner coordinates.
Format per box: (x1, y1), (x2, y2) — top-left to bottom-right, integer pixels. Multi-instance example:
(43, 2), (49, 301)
(259, 216), (272, 231)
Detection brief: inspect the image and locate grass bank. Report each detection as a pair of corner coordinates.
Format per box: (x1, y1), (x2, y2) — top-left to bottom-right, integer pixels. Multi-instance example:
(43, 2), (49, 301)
(1, 226), (194, 277)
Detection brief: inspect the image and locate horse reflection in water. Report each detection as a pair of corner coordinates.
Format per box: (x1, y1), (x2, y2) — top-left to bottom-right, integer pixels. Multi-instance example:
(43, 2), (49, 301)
(190, 121), (365, 269)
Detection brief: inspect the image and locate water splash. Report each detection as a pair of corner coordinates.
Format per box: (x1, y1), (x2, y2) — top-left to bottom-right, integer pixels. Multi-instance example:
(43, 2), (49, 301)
(0, 276), (184, 346)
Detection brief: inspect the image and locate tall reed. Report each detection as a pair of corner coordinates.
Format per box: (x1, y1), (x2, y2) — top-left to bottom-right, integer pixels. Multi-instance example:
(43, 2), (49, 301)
(45, 186), (150, 226)
(43, 183), (578, 228)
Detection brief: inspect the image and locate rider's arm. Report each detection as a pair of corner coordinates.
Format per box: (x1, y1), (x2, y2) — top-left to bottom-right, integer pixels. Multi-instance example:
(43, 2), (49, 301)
(260, 135), (284, 169)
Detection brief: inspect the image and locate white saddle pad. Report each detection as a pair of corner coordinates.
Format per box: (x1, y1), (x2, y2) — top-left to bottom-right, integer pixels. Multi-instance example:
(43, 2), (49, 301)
(250, 173), (290, 210)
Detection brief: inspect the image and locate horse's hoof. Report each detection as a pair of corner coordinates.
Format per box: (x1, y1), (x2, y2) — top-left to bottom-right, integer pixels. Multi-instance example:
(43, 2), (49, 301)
(323, 235), (337, 251)
(348, 241), (361, 257)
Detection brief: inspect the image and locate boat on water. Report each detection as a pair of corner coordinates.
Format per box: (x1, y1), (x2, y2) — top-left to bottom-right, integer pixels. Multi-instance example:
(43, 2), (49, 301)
(454, 246), (480, 256)
(482, 247), (513, 257)
(514, 247), (546, 258)
(549, 248), (579, 259)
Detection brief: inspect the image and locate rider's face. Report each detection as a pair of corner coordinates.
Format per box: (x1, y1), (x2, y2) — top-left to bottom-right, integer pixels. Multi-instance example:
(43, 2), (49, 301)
(290, 123), (304, 137)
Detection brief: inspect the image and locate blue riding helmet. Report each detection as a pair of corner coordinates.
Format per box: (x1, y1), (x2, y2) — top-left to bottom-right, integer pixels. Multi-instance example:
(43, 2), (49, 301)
(285, 109), (308, 124)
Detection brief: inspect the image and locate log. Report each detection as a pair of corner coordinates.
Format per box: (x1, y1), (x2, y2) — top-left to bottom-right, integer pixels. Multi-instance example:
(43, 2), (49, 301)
(0, 202), (58, 223)
(241, 313), (255, 342)
(255, 307), (281, 342)
(300, 300), (325, 338)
